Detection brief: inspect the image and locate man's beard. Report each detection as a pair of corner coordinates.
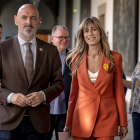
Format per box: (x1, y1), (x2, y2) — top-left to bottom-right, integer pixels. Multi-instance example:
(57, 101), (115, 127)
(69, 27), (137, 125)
(22, 25), (34, 38)
(22, 30), (33, 38)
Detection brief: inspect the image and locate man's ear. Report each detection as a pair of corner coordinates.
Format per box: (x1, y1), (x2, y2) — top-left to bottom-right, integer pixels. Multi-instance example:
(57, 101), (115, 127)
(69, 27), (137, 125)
(50, 36), (53, 44)
(14, 15), (18, 26)
(39, 17), (42, 27)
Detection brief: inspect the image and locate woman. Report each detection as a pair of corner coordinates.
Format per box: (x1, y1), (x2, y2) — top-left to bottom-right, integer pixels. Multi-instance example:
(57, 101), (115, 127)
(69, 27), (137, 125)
(64, 17), (128, 140)
(123, 63), (140, 140)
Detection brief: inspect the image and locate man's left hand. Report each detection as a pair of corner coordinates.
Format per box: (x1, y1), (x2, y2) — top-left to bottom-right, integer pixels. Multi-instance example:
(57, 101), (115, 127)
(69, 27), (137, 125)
(26, 92), (44, 107)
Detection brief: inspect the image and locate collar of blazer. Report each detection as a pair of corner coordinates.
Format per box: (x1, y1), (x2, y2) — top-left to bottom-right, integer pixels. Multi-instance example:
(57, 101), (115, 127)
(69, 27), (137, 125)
(77, 51), (111, 91)
(63, 49), (71, 76)
(10, 36), (45, 87)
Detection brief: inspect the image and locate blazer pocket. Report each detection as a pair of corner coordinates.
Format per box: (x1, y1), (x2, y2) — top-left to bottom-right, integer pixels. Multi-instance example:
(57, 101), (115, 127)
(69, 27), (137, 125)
(78, 88), (88, 99)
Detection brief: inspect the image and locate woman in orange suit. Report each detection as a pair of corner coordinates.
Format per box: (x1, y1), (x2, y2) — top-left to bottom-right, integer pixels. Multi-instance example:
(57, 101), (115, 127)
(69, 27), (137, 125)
(64, 17), (128, 140)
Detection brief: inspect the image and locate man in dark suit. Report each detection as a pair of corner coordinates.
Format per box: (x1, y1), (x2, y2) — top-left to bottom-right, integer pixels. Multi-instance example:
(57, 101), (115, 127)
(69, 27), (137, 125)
(0, 4), (64, 140)
(44, 25), (72, 140)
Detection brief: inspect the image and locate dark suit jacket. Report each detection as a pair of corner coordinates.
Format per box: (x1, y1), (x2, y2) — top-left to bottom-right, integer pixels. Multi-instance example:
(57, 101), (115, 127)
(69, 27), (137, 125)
(0, 36), (64, 133)
(63, 49), (72, 110)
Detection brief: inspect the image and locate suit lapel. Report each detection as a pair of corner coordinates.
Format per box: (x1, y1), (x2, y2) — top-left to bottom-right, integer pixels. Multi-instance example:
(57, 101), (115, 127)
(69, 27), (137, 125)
(63, 63), (68, 76)
(94, 55), (110, 88)
(63, 49), (69, 76)
(10, 36), (28, 86)
(77, 52), (110, 95)
(30, 38), (45, 86)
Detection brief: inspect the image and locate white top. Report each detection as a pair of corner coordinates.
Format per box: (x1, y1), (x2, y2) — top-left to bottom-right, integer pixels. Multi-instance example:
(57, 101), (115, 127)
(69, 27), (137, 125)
(87, 70), (99, 84)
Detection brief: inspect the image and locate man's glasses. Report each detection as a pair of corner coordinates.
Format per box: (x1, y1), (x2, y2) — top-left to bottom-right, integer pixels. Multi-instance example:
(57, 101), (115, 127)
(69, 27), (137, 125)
(52, 36), (70, 41)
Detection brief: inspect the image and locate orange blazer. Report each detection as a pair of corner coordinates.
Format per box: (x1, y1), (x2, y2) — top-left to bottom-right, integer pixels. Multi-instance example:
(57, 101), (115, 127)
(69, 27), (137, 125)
(66, 52), (127, 138)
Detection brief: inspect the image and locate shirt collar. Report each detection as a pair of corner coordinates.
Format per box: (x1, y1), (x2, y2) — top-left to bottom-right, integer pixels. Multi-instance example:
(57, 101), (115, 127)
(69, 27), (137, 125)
(60, 49), (66, 56)
(18, 34), (36, 46)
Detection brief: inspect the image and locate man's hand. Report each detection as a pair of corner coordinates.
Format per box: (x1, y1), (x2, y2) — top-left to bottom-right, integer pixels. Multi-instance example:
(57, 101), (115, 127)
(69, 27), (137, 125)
(119, 126), (128, 139)
(26, 92), (44, 107)
(11, 93), (31, 107)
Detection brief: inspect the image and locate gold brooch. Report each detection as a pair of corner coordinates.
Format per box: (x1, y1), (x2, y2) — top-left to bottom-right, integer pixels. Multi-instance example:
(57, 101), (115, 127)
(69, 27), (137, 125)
(103, 63), (109, 71)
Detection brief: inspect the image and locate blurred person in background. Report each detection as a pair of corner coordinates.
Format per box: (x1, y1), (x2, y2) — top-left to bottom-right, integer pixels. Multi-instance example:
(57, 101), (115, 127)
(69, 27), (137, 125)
(123, 73), (127, 95)
(0, 24), (2, 84)
(44, 25), (72, 140)
(64, 16), (128, 140)
(123, 63), (140, 140)
(0, 23), (2, 41)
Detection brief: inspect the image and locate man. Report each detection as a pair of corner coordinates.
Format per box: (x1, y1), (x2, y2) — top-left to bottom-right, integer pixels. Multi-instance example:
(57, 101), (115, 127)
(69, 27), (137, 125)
(45, 25), (72, 140)
(0, 4), (64, 140)
(0, 23), (2, 41)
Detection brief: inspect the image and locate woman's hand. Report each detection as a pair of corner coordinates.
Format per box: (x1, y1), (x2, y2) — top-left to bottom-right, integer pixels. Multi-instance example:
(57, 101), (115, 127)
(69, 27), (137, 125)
(119, 126), (128, 139)
(63, 126), (72, 138)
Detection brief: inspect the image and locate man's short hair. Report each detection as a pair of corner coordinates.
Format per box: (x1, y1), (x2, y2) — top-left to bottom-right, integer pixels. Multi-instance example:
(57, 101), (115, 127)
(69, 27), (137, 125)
(0, 24), (2, 28)
(51, 25), (69, 36)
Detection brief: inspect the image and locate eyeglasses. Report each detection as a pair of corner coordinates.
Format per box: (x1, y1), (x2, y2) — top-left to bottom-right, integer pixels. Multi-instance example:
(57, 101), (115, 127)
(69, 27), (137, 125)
(52, 36), (70, 41)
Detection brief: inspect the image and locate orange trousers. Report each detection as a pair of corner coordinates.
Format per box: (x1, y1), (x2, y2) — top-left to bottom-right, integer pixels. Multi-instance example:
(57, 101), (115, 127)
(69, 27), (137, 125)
(74, 136), (114, 140)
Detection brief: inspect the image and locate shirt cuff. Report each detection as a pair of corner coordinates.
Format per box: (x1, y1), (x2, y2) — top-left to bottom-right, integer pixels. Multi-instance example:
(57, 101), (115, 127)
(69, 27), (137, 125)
(7, 92), (15, 104)
(40, 91), (46, 101)
(40, 91), (46, 105)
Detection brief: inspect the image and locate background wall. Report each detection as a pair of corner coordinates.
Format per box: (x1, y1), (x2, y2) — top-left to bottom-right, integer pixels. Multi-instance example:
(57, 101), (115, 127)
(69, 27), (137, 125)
(113, 0), (138, 76)
(0, 0), (66, 41)
(91, 0), (114, 50)
(113, 0), (139, 110)
(71, 0), (81, 49)
(58, 0), (66, 26)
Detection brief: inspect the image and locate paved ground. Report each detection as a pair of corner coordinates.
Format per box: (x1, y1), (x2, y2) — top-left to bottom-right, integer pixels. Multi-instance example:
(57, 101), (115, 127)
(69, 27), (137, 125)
(52, 132), (55, 140)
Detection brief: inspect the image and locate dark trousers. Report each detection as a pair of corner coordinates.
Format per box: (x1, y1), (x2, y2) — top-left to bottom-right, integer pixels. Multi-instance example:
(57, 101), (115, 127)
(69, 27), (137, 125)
(0, 116), (45, 140)
(132, 112), (140, 140)
(44, 114), (66, 140)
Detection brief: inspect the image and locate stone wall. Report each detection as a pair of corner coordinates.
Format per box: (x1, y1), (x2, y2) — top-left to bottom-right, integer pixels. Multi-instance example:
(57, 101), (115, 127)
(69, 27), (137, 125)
(113, 0), (138, 76)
